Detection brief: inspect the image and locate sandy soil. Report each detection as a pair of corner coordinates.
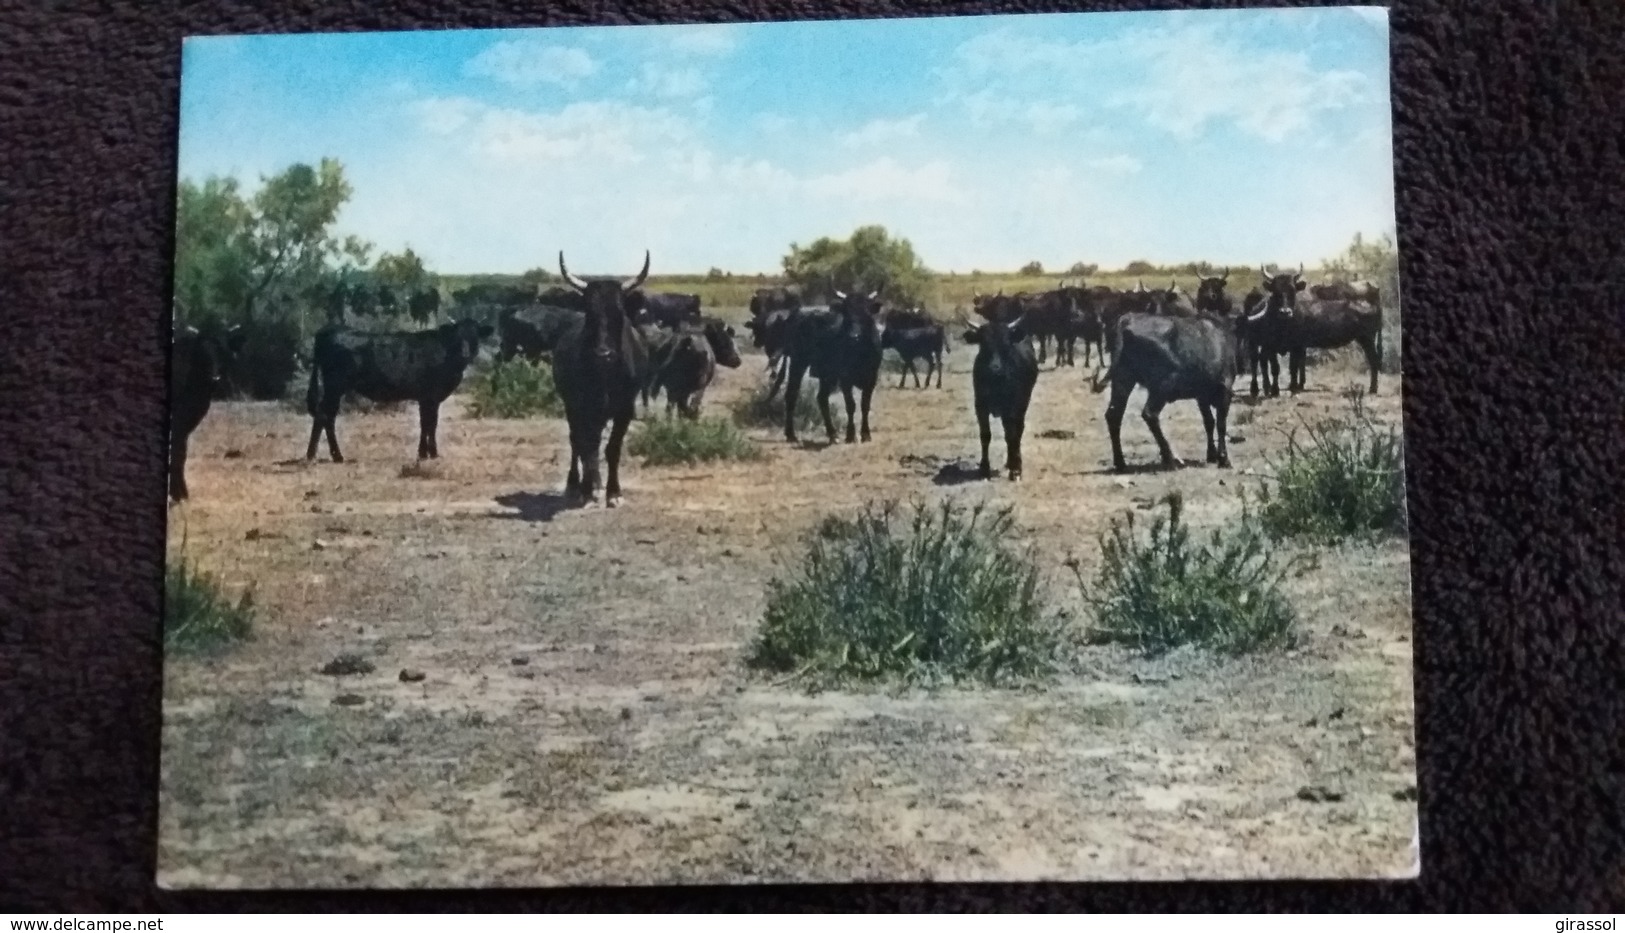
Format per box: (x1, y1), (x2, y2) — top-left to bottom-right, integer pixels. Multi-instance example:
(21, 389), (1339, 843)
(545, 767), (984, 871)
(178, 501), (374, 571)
(158, 334), (1419, 889)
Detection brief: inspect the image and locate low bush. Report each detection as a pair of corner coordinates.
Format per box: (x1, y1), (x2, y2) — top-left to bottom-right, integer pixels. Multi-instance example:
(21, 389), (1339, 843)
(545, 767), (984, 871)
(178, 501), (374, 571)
(1255, 388), (1408, 543)
(464, 357), (564, 419)
(1077, 492), (1298, 656)
(748, 498), (1068, 687)
(165, 552), (256, 655)
(729, 374), (822, 435)
(628, 416), (764, 466)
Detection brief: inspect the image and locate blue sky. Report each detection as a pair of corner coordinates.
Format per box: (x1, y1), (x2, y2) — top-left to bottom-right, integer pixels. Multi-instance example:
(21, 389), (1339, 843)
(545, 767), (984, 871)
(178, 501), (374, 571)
(178, 7), (1395, 276)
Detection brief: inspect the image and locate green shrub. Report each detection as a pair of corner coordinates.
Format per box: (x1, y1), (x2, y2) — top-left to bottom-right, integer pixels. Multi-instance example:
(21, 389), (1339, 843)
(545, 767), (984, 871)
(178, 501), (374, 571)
(465, 357), (564, 419)
(165, 553), (256, 655)
(729, 374), (822, 435)
(1078, 492), (1298, 656)
(1255, 388), (1408, 543)
(748, 498), (1068, 687)
(628, 416), (763, 466)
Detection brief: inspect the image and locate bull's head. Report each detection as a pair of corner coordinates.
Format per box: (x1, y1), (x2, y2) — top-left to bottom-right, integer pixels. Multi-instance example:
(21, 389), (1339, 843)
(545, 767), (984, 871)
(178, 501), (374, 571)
(1258, 262), (1306, 314)
(560, 250), (650, 355)
(439, 317), (495, 366)
(1195, 269), (1232, 315)
(702, 317), (743, 369)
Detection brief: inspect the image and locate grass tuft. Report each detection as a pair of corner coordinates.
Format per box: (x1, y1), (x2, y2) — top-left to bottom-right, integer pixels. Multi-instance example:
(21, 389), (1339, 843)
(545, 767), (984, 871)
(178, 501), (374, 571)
(748, 498), (1068, 688)
(465, 357), (564, 419)
(729, 373), (822, 435)
(628, 416), (765, 467)
(165, 552), (256, 656)
(1077, 491), (1298, 656)
(1255, 387), (1408, 543)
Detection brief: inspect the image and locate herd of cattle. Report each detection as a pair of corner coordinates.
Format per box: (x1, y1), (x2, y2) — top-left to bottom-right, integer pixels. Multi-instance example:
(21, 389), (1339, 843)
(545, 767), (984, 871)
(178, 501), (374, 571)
(168, 254), (1386, 505)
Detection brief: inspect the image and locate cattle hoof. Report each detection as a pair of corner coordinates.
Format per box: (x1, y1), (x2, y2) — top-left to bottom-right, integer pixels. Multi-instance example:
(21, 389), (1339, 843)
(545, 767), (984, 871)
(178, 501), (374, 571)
(606, 495), (623, 509)
(1007, 470), (1021, 482)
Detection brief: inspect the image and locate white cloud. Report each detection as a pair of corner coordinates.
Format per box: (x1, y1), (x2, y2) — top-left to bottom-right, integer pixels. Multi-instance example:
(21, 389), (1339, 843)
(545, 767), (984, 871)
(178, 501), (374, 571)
(1087, 154), (1142, 176)
(945, 21), (1371, 143)
(753, 112), (795, 135)
(466, 39), (599, 89)
(664, 24), (743, 56)
(805, 158), (964, 205)
(838, 114), (925, 148)
(412, 96), (693, 165)
(627, 62), (708, 99)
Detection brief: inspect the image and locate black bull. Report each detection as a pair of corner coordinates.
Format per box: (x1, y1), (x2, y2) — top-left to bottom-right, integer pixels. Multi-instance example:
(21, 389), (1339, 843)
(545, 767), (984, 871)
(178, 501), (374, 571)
(781, 291), (883, 445)
(1255, 268), (1385, 395)
(305, 318), (493, 463)
(549, 251), (652, 506)
(1091, 310), (1239, 472)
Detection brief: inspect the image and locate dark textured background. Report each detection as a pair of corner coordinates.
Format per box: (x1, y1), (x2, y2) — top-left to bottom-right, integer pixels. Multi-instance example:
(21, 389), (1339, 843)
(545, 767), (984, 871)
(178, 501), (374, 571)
(2, 0), (1623, 913)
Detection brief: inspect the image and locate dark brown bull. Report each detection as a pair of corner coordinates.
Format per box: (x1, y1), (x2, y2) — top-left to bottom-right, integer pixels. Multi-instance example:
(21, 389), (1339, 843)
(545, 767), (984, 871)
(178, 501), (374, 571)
(169, 324), (244, 502)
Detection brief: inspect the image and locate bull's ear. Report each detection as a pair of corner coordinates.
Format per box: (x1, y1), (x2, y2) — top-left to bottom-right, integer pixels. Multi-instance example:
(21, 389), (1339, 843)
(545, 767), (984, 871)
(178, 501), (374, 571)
(1294, 278), (1307, 292)
(479, 324), (494, 339)
(962, 328), (982, 344)
(1006, 321), (1027, 342)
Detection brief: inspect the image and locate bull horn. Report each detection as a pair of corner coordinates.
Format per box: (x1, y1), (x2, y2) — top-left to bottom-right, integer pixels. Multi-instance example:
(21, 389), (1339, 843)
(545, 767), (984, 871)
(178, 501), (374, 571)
(1221, 266), (1230, 281)
(621, 250), (651, 291)
(833, 289), (847, 300)
(1246, 298), (1271, 322)
(971, 288), (980, 299)
(867, 289), (880, 300)
(559, 252), (591, 291)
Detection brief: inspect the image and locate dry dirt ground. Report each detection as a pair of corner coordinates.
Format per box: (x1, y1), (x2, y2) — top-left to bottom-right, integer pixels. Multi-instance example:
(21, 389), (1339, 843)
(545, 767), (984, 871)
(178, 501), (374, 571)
(158, 333), (1419, 889)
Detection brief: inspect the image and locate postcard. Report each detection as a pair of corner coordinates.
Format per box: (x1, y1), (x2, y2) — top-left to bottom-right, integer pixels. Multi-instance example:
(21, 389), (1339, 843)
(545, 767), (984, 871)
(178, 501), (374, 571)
(162, 6), (1415, 888)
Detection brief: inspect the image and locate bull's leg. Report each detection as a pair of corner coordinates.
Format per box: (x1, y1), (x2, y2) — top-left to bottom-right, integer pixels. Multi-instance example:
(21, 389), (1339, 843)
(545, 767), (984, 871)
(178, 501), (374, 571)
(859, 382), (874, 443)
(418, 401), (440, 459)
(564, 418), (582, 496)
(579, 419), (606, 503)
(1003, 414), (1026, 481)
(1358, 334), (1381, 394)
(897, 358), (910, 389)
(1198, 400), (1218, 464)
(766, 355), (788, 403)
(605, 406), (633, 507)
(305, 413), (323, 462)
(909, 357), (923, 389)
(977, 405), (994, 479)
(1036, 334), (1048, 365)
(1141, 394), (1176, 468)
(689, 387), (707, 419)
(1289, 348), (1307, 394)
(817, 380), (838, 445)
(934, 352), (944, 388)
(1214, 391), (1232, 468)
(169, 431), (190, 502)
(1248, 347), (1261, 399)
(783, 360), (810, 443)
(322, 402), (344, 463)
(1105, 381), (1131, 472)
(841, 384), (858, 443)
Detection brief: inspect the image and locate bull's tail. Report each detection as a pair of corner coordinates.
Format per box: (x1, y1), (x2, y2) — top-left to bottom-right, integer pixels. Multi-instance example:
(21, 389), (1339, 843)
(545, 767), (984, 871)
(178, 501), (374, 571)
(1088, 357), (1117, 394)
(939, 324), (951, 354)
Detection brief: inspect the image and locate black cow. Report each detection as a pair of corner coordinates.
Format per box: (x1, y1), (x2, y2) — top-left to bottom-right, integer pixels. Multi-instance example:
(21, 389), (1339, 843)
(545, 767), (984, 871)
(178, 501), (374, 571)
(743, 306), (801, 401)
(534, 286), (587, 312)
(1090, 294), (1239, 472)
(1233, 285), (1282, 398)
(1194, 269), (1235, 318)
(963, 297), (1039, 480)
(632, 291), (703, 329)
(749, 286), (802, 320)
(498, 304), (583, 362)
(1310, 278), (1383, 309)
(550, 251), (651, 506)
(781, 290), (884, 445)
(1255, 265), (1385, 395)
(648, 317), (743, 419)
(169, 324), (245, 502)
(882, 305), (936, 331)
(881, 323), (949, 389)
(305, 318), (492, 463)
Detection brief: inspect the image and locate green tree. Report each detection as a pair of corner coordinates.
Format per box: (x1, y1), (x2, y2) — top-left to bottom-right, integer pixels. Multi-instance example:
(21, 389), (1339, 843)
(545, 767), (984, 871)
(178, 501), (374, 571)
(1066, 261), (1099, 278)
(781, 225), (931, 305)
(1121, 259), (1159, 276)
(1019, 260), (1045, 276)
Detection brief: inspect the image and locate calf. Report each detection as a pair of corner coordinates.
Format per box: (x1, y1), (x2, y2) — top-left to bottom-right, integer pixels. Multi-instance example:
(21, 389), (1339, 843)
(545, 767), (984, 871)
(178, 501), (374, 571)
(169, 324), (244, 502)
(305, 318), (493, 463)
(652, 317), (743, 418)
(880, 323), (949, 389)
(963, 297), (1038, 480)
(781, 290), (884, 445)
